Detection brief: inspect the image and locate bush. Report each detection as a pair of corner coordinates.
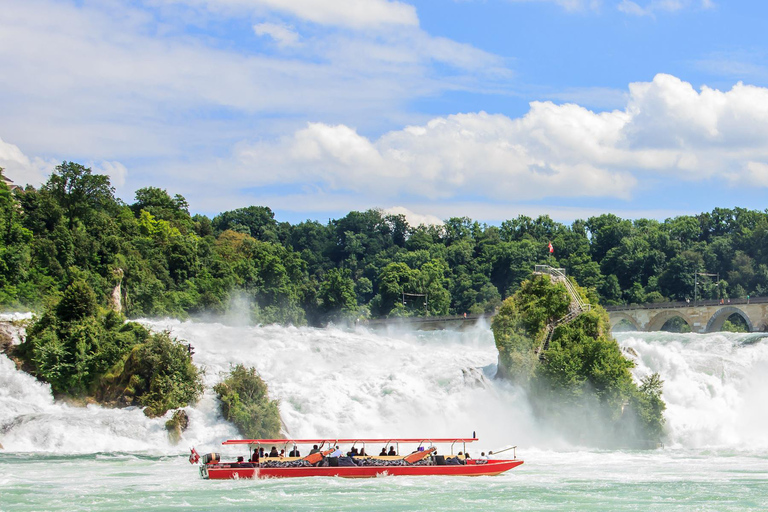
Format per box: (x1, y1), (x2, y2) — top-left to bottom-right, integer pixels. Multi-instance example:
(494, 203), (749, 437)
(97, 331), (203, 417)
(214, 365), (281, 439)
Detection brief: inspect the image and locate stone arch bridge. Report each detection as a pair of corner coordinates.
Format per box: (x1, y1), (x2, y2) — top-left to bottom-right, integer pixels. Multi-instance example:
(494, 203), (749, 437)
(366, 297), (768, 333)
(605, 297), (768, 333)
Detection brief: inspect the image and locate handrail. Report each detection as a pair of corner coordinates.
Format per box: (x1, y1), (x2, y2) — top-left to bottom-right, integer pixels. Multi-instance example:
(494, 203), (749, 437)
(533, 265), (592, 359)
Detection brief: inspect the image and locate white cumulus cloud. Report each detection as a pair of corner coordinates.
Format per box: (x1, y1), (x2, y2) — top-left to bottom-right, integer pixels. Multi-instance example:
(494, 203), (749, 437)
(0, 0), (506, 160)
(223, 74), (768, 207)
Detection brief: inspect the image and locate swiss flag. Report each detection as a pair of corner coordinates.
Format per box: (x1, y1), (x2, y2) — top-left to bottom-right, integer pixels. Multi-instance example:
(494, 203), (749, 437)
(548, 242), (554, 253)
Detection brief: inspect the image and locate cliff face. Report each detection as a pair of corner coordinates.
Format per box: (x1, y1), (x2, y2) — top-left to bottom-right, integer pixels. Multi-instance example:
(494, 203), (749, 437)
(492, 274), (666, 448)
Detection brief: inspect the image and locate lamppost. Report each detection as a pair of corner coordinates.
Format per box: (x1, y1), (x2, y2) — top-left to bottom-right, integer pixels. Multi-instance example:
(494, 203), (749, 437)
(694, 272), (719, 305)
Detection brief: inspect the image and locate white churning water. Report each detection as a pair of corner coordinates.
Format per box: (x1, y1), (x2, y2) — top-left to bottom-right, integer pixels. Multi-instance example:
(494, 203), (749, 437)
(1, 317), (767, 456)
(3, 318), (768, 511)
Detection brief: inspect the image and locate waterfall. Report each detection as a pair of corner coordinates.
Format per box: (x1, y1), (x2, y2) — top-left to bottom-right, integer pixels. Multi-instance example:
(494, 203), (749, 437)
(1, 315), (767, 454)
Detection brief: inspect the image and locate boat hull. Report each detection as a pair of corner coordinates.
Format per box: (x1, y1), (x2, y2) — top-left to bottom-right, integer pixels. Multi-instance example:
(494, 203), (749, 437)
(201, 459), (523, 479)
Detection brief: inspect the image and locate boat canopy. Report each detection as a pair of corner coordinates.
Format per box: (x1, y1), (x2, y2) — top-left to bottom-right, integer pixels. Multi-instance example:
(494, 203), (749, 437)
(222, 438), (478, 445)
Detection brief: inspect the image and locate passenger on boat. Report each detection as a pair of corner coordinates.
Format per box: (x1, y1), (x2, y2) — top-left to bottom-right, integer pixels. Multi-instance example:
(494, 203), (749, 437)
(288, 446), (300, 457)
(279, 449), (285, 458)
(330, 446), (343, 457)
(387, 446), (396, 456)
(379, 447), (387, 456)
(359, 448), (367, 456)
(259, 447), (265, 458)
(347, 447), (359, 457)
(309, 445), (320, 455)
(251, 449), (259, 463)
(237, 456), (244, 463)
(269, 446), (279, 457)
(477, 452), (487, 464)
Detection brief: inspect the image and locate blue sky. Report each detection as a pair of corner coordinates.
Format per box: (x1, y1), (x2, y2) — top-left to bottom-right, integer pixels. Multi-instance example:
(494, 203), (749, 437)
(2, 0), (768, 226)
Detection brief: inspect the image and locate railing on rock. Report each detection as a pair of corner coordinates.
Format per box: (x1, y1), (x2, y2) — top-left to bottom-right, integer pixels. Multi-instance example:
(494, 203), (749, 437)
(533, 265), (592, 359)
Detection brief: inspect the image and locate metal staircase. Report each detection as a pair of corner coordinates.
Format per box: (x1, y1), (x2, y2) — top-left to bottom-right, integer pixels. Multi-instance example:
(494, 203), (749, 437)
(533, 266), (592, 359)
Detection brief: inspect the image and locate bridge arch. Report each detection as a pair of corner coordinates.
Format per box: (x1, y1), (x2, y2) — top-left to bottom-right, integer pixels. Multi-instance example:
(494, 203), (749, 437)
(647, 310), (693, 332)
(609, 312), (641, 331)
(705, 306), (754, 333)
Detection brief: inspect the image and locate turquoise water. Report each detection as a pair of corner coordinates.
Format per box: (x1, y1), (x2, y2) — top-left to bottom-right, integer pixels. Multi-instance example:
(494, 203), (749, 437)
(2, 321), (768, 510)
(2, 450), (767, 511)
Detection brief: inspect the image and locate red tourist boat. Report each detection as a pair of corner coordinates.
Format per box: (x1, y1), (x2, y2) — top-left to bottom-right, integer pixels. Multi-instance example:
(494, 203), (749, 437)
(191, 438), (523, 479)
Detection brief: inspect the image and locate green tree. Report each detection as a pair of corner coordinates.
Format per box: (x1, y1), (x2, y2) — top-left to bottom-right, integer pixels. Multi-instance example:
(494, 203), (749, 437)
(212, 206), (279, 242)
(98, 331), (203, 417)
(43, 162), (116, 230)
(319, 268), (357, 318)
(57, 279), (97, 322)
(132, 187), (193, 233)
(376, 262), (415, 316)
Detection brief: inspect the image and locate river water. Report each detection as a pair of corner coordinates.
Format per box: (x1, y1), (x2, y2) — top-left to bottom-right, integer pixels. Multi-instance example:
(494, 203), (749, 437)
(1, 317), (767, 511)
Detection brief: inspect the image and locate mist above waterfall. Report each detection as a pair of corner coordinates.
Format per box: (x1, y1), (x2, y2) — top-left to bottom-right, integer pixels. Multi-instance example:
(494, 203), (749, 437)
(1, 317), (768, 455)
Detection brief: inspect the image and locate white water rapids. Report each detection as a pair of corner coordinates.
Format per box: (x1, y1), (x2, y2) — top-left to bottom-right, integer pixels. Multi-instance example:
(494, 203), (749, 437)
(2, 316), (768, 456)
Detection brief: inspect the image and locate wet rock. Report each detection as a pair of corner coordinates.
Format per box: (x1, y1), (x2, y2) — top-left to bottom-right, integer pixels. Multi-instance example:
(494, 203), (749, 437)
(165, 409), (189, 445)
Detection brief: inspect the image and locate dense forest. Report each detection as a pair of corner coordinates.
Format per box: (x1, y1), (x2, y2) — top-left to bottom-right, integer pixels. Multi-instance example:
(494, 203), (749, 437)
(2, 162), (768, 326)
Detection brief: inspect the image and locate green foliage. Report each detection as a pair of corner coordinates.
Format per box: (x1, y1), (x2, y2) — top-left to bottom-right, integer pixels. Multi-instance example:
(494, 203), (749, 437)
(99, 331), (203, 417)
(722, 317), (748, 332)
(491, 274), (666, 448)
(42, 161), (117, 230)
(319, 268), (357, 320)
(5, 159), (768, 330)
(17, 280), (202, 415)
(626, 373), (667, 443)
(57, 279), (97, 321)
(660, 316), (691, 333)
(165, 409), (190, 445)
(214, 365), (281, 439)
(212, 206), (279, 242)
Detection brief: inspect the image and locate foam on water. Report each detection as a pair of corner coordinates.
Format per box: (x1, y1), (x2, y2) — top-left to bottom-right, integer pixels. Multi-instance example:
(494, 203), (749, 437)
(2, 316), (768, 456)
(142, 319), (544, 453)
(617, 330), (768, 450)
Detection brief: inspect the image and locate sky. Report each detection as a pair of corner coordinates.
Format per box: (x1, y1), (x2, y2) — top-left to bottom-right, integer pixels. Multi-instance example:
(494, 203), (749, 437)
(2, 0), (768, 226)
